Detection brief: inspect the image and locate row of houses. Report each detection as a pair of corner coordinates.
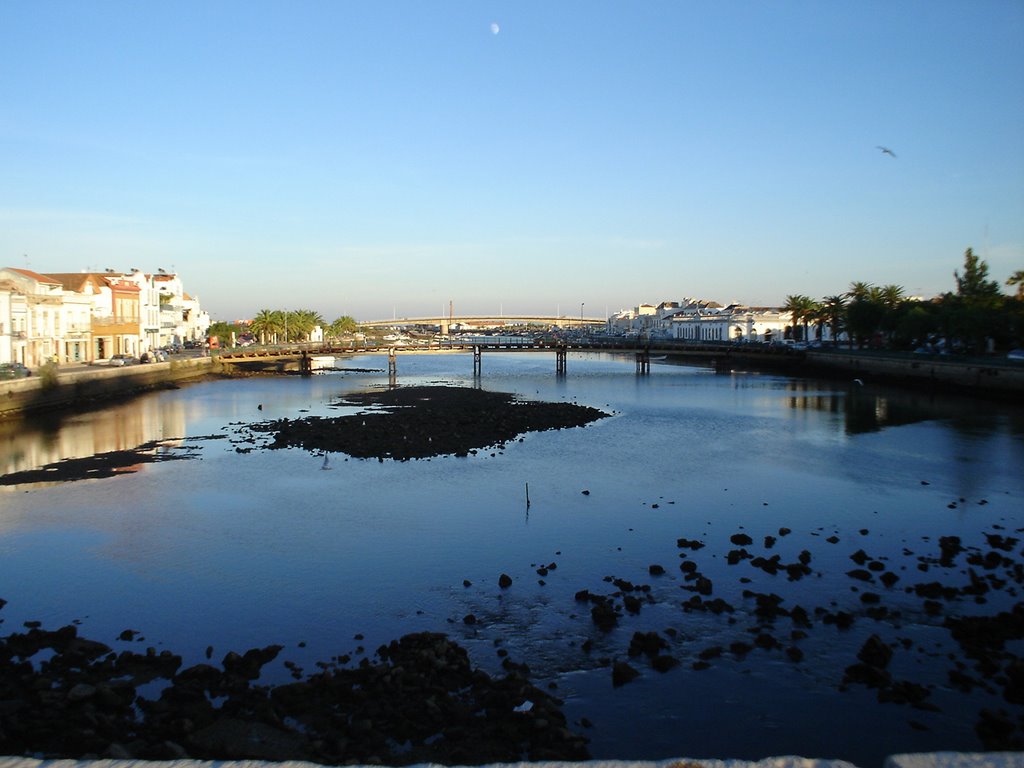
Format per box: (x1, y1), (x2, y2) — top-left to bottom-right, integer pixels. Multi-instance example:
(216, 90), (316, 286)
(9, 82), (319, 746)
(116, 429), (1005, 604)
(608, 299), (836, 344)
(0, 267), (211, 367)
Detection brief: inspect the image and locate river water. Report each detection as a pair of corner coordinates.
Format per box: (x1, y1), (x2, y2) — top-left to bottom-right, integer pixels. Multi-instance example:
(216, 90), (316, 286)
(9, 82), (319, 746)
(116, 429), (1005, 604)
(2, 352), (1023, 765)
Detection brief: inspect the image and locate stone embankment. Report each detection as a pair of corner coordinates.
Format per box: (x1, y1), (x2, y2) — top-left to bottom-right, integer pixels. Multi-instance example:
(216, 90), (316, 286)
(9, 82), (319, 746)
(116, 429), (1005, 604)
(797, 351), (1024, 397)
(0, 358), (215, 419)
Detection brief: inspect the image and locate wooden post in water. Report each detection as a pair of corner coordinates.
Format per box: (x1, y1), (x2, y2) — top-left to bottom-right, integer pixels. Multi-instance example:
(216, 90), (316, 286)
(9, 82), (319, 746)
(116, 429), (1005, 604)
(556, 345), (567, 376)
(473, 345), (482, 376)
(388, 347), (397, 377)
(300, 350), (312, 376)
(636, 348), (650, 375)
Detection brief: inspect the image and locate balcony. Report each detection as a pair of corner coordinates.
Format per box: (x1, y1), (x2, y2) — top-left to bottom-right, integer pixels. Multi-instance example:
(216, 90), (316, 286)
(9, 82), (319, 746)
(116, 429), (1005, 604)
(92, 315), (141, 325)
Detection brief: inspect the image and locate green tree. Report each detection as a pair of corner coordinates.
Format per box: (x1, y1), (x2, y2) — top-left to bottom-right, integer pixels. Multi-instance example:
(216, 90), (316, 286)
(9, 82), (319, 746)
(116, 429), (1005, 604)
(287, 309), (324, 341)
(845, 283), (884, 349)
(250, 309), (282, 344)
(782, 294), (816, 341)
(328, 315), (359, 339)
(954, 248), (1001, 299)
(820, 295), (847, 345)
(1007, 270), (1024, 300)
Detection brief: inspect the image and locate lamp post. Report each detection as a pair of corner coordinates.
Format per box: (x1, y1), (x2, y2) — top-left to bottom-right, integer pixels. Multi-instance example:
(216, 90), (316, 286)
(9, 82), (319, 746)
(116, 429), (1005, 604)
(580, 303), (585, 332)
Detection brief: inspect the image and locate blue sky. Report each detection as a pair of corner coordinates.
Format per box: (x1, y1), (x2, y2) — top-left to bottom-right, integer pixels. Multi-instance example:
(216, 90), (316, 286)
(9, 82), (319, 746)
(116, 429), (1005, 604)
(2, 1), (1022, 322)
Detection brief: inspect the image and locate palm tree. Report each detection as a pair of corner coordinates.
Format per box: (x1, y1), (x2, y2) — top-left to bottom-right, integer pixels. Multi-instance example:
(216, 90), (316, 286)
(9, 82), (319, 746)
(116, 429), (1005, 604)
(821, 295), (847, 346)
(879, 284), (905, 308)
(1007, 270), (1024, 300)
(283, 310), (320, 342)
(847, 281), (874, 303)
(250, 309), (281, 345)
(782, 294), (816, 341)
(328, 315), (359, 339)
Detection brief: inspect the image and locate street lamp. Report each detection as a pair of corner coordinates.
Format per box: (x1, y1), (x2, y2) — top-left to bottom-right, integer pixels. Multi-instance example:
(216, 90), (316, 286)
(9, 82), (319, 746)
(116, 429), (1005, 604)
(580, 303), (585, 331)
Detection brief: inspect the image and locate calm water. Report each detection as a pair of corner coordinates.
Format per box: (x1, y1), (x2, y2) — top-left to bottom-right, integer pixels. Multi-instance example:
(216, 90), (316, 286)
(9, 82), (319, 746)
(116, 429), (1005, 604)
(2, 352), (1023, 765)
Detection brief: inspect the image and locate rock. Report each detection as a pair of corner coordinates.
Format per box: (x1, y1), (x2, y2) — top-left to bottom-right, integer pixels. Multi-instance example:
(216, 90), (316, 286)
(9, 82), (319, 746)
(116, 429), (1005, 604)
(857, 634), (893, 668)
(611, 661), (640, 687)
(591, 601), (619, 631)
(498, 573), (513, 589)
(730, 533), (753, 546)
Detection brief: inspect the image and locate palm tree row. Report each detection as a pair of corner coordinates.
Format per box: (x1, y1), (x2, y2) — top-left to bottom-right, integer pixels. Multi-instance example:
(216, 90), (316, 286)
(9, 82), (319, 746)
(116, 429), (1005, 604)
(785, 249), (1024, 352)
(783, 284), (905, 347)
(249, 308), (331, 344)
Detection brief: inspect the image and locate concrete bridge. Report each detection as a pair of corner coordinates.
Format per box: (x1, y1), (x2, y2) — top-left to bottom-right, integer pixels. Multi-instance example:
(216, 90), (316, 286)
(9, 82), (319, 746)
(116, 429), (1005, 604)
(359, 314), (606, 334)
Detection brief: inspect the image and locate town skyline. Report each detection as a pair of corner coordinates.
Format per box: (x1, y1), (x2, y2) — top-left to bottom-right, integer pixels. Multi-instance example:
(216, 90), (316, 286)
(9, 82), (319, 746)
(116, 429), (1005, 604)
(3, 3), (1022, 322)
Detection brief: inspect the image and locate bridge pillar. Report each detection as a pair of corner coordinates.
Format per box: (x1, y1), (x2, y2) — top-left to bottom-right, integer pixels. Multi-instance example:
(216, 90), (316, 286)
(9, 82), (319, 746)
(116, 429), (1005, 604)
(473, 345), (482, 376)
(636, 348), (650, 375)
(556, 345), (567, 376)
(440, 321), (449, 335)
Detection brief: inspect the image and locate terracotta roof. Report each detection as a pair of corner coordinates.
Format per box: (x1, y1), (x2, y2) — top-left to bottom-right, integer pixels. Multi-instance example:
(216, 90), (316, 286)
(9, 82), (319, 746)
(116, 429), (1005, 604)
(8, 268), (63, 285)
(42, 272), (102, 292)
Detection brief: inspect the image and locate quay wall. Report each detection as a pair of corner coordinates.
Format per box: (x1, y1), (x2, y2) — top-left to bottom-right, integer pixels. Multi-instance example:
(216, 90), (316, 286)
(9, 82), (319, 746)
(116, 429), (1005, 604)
(0, 358), (215, 419)
(795, 351), (1024, 397)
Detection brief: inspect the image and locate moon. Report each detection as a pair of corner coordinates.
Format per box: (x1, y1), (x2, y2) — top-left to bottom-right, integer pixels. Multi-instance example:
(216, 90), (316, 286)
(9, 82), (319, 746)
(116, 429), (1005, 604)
(490, 22), (500, 35)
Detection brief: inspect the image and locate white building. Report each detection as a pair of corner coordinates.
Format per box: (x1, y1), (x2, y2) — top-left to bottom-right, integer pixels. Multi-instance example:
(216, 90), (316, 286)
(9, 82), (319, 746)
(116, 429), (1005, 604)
(0, 268), (67, 366)
(1, 266), (211, 367)
(671, 304), (794, 343)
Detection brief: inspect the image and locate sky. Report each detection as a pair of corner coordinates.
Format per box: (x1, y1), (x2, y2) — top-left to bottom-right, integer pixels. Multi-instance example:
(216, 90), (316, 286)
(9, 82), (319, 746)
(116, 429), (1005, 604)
(1, 1), (1022, 323)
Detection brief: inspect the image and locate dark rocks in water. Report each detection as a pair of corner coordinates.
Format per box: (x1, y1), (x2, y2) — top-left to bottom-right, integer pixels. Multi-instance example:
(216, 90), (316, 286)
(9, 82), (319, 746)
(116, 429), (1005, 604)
(648, 564), (665, 576)
(590, 601), (619, 632)
(730, 533), (753, 546)
(628, 631), (668, 659)
(240, 385), (610, 461)
(611, 661), (640, 687)
(857, 634), (893, 669)
(498, 573), (513, 589)
(0, 439), (203, 486)
(938, 536), (964, 567)
(0, 627), (588, 763)
(726, 548), (751, 565)
(676, 538), (705, 551)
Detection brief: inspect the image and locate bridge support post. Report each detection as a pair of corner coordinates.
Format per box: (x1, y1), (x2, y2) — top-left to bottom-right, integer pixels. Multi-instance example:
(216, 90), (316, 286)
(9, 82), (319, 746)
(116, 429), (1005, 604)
(556, 345), (567, 376)
(473, 345), (482, 376)
(636, 348), (650, 375)
(299, 350), (312, 376)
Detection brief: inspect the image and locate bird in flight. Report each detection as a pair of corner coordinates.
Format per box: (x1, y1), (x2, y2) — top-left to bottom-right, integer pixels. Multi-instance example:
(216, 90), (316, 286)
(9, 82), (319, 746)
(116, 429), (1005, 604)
(876, 146), (897, 158)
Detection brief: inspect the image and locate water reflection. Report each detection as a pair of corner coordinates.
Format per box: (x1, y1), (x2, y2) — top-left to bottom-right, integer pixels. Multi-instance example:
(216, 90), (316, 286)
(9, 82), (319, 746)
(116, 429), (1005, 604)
(778, 378), (1021, 435)
(0, 395), (187, 477)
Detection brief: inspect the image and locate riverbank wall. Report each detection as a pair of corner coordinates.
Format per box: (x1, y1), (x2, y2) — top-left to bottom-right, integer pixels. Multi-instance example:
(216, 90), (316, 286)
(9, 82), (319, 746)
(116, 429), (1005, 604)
(794, 351), (1024, 398)
(0, 358), (216, 419)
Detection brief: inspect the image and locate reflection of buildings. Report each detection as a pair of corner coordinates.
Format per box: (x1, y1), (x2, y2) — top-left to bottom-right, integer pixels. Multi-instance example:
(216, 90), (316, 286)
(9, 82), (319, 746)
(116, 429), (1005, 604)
(0, 396), (188, 478)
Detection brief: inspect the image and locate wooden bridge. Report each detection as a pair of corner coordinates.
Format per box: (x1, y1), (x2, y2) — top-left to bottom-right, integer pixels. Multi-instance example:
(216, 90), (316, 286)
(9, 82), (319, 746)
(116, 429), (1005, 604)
(214, 336), (802, 377)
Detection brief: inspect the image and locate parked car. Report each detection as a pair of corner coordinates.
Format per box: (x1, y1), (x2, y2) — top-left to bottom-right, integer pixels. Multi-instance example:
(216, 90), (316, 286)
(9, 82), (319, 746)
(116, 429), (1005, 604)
(108, 354), (140, 366)
(0, 362), (30, 379)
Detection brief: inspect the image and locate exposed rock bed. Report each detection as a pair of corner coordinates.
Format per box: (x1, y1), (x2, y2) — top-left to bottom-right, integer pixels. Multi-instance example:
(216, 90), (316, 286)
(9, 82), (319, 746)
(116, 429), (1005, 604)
(0, 621), (588, 764)
(0, 439), (208, 485)
(238, 385), (610, 460)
